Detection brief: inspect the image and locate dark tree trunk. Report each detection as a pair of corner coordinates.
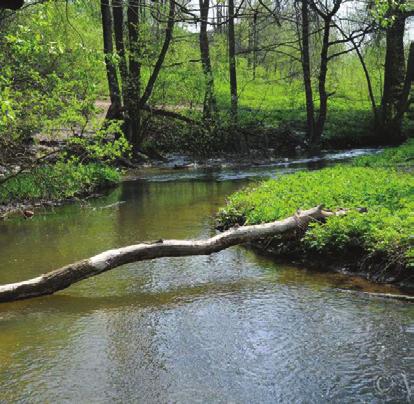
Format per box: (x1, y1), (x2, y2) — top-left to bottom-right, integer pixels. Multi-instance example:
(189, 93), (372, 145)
(395, 41), (414, 123)
(0, 0), (24, 10)
(380, 9), (407, 143)
(313, 18), (331, 150)
(139, 0), (175, 108)
(199, 0), (217, 122)
(305, 0), (342, 153)
(126, 0), (142, 150)
(228, 0), (238, 124)
(300, 0), (315, 147)
(100, 0), (122, 120)
(113, 0), (128, 97)
(252, 10), (258, 79)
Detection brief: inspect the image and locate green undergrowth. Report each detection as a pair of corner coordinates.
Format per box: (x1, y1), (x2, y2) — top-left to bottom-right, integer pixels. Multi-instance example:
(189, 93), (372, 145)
(353, 139), (414, 168)
(218, 142), (414, 271)
(0, 161), (120, 205)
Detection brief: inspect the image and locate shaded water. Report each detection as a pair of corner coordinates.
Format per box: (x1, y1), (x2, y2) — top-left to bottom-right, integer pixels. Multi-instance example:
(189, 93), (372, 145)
(0, 151), (413, 403)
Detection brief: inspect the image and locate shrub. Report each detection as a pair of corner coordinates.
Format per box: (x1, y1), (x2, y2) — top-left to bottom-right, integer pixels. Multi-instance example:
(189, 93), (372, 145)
(0, 161), (120, 205)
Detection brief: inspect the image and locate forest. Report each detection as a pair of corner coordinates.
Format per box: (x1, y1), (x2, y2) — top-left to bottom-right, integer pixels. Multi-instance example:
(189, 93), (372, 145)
(0, 0), (413, 159)
(0, 1), (413, 402)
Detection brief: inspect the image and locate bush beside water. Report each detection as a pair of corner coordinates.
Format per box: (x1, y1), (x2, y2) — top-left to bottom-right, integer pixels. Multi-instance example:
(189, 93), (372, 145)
(0, 161), (120, 205)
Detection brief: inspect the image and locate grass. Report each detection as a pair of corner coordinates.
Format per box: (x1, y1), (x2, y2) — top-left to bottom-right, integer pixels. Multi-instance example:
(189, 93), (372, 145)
(145, 42), (386, 153)
(218, 141), (414, 274)
(0, 161), (120, 205)
(353, 138), (414, 168)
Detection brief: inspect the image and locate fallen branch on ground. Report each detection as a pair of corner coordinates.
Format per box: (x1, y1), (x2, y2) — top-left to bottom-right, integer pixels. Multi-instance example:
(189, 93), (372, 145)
(141, 104), (198, 124)
(0, 206), (347, 303)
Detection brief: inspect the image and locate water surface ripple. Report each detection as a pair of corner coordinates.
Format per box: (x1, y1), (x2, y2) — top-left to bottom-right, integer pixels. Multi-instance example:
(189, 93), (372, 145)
(0, 149), (412, 403)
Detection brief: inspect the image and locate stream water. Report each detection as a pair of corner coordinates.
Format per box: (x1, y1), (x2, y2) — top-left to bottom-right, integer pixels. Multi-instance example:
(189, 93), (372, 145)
(0, 149), (413, 403)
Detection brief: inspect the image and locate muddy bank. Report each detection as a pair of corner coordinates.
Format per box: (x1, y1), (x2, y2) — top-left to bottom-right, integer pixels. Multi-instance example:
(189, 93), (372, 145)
(248, 240), (414, 295)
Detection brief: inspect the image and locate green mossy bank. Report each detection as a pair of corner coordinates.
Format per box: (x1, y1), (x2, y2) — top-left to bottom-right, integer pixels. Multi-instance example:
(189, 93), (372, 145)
(0, 162), (120, 212)
(218, 141), (414, 290)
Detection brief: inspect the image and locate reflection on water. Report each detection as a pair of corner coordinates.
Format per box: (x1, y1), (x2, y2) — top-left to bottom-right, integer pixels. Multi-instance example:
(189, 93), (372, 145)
(0, 159), (413, 403)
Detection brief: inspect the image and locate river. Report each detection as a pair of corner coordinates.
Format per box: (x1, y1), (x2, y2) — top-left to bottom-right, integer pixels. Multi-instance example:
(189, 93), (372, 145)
(0, 149), (413, 403)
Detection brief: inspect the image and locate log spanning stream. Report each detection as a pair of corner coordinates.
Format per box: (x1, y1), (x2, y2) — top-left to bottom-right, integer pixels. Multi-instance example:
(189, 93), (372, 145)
(0, 149), (413, 402)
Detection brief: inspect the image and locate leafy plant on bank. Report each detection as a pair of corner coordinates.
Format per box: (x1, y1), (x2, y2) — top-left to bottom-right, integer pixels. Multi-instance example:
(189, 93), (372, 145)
(218, 145), (414, 269)
(0, 160), (120, 205)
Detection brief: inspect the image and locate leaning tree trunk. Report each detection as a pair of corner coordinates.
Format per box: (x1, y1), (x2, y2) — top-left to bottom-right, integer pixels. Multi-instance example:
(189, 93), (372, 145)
(139, 0), (175, 109)
(380, 10), (407, 144)
(0, 206), (344, 303)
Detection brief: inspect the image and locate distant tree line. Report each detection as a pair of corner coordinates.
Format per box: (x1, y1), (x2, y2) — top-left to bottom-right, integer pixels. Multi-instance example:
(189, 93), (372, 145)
(2, 0), (414, 154)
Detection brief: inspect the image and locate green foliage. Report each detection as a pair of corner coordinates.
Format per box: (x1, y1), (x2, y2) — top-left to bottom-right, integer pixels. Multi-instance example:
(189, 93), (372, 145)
(371, 0), (409, 27)
(0, 1), (105, 144)
(67, 120), (131, 162)
(218, 144), (414, 267)
(0, 0), (409, 156)
(353, 139), (414, 167)
(0, 161), (120, 205)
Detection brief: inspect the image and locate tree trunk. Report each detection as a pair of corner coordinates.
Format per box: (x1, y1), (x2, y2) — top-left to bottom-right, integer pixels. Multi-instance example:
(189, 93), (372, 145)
(252, 10), (258, 79)
(0, 206), (342, 303)
(100, 0), (122, 120)
(312, 17), (331, 151)
(199, 0), (217, 122)
(380, 9), (407, 143)
(395, 41), (414, 123)
(126, 0), (142, 150)
(113, 0), (128, 98)
(0, 0), (24, 10)
(228, 0), (238, 125)
(139, 0), (175, 108)
(300, 0), (316, 147)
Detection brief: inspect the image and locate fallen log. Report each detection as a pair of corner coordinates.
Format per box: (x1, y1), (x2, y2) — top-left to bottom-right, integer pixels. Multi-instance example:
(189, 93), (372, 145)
(0, 206), (338, 303)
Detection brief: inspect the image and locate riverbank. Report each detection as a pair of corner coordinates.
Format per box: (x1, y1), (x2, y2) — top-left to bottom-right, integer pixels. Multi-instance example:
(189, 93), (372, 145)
(217, 140), (414, 292)
(0, 144), (381, 219)
(0, 161), (120, 219)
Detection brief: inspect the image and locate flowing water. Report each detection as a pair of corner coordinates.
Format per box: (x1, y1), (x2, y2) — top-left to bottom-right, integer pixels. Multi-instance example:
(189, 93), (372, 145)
(0, 150), (413, 403)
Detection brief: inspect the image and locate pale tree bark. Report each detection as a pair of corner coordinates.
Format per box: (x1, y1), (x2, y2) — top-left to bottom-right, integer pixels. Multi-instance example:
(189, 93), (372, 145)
(0, 206), (342, 303)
